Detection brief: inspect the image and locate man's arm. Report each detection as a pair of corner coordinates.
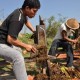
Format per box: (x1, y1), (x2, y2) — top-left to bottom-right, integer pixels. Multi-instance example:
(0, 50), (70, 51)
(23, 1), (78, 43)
(25, 21), (35, 33)
(7, 35), (36, 53)
(61, 30), (78, 44)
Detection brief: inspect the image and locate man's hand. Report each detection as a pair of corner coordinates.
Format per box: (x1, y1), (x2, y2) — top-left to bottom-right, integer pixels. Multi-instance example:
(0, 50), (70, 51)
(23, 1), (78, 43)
(30, 31), (36, 39)
(77, 36), (80, 40)
(72, 39), (78, 44)
(72, 36), (80, 44)
(25, 44), (37, 53)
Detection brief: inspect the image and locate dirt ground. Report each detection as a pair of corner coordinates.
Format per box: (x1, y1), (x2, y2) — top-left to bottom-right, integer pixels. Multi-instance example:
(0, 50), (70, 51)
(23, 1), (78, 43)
(0, 50), (80, 80)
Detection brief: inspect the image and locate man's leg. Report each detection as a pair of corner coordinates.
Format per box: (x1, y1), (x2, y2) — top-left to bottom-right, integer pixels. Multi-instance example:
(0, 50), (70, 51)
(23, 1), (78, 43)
(61, 42), (73, 67)
(66, 43), (73, 67)
(0, 44), (27, 80)
(48, 39), (60, 56)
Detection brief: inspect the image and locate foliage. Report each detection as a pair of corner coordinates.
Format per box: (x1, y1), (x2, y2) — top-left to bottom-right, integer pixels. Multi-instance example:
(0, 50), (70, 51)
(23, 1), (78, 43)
(46, 14), (67, 38)
(47, 37), (53, 50)
(18, 33), (33, 44)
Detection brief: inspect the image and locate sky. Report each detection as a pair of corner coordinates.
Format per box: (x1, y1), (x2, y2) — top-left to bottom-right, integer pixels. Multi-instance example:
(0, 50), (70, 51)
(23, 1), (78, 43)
(0, 0), (80, 33)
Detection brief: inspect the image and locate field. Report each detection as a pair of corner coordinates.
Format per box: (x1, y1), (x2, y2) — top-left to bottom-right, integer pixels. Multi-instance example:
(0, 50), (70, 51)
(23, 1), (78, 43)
(0, 37), (80, 80)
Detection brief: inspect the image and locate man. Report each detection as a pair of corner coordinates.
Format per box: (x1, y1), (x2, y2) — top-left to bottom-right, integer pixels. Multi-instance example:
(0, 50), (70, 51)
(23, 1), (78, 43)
(48, 18), (79, 68)
(0, 0), (40, 80)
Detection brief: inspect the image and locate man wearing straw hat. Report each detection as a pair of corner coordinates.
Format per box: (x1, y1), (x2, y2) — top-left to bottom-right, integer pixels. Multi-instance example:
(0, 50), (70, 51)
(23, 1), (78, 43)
(48, 18), (79, 68)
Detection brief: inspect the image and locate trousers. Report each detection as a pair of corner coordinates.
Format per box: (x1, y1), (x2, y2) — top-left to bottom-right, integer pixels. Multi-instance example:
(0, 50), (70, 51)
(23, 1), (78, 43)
(48, 39), (73, 67)
(0, 44), (27, 80)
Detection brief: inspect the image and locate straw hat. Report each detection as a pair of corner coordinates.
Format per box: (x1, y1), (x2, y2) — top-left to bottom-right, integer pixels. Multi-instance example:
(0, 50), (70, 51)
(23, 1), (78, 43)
(66, 18), (79, 29)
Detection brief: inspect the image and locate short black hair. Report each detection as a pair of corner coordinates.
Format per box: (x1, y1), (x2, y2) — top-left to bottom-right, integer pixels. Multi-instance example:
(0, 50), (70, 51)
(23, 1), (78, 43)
(22, 0), (41, 9)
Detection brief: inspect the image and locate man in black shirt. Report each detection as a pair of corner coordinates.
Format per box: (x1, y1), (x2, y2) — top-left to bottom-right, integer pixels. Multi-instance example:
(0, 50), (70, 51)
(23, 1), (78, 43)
(0, 0), (40, 80)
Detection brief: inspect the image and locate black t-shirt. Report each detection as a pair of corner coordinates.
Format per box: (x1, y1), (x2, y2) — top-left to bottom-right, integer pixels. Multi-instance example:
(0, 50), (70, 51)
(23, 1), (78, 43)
(0, 8), (27, 46)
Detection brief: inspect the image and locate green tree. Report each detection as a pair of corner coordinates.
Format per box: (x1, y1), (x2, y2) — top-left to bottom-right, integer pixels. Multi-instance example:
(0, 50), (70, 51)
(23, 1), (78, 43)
(46, 15), (67, 38)
(18, 33), (33, 44)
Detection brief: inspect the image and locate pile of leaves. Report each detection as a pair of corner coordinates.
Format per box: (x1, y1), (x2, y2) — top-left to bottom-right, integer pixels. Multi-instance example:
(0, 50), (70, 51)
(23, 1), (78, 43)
(28, 45), (80, 80)
(49, 63), (80, 80)
(33, 60), (80, 80)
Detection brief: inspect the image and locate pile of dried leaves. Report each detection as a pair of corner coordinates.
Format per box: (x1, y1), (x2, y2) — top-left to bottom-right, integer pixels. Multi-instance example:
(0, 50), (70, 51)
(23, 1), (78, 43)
(29, 45), (80, 80)
(33, 60), (80, 80)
